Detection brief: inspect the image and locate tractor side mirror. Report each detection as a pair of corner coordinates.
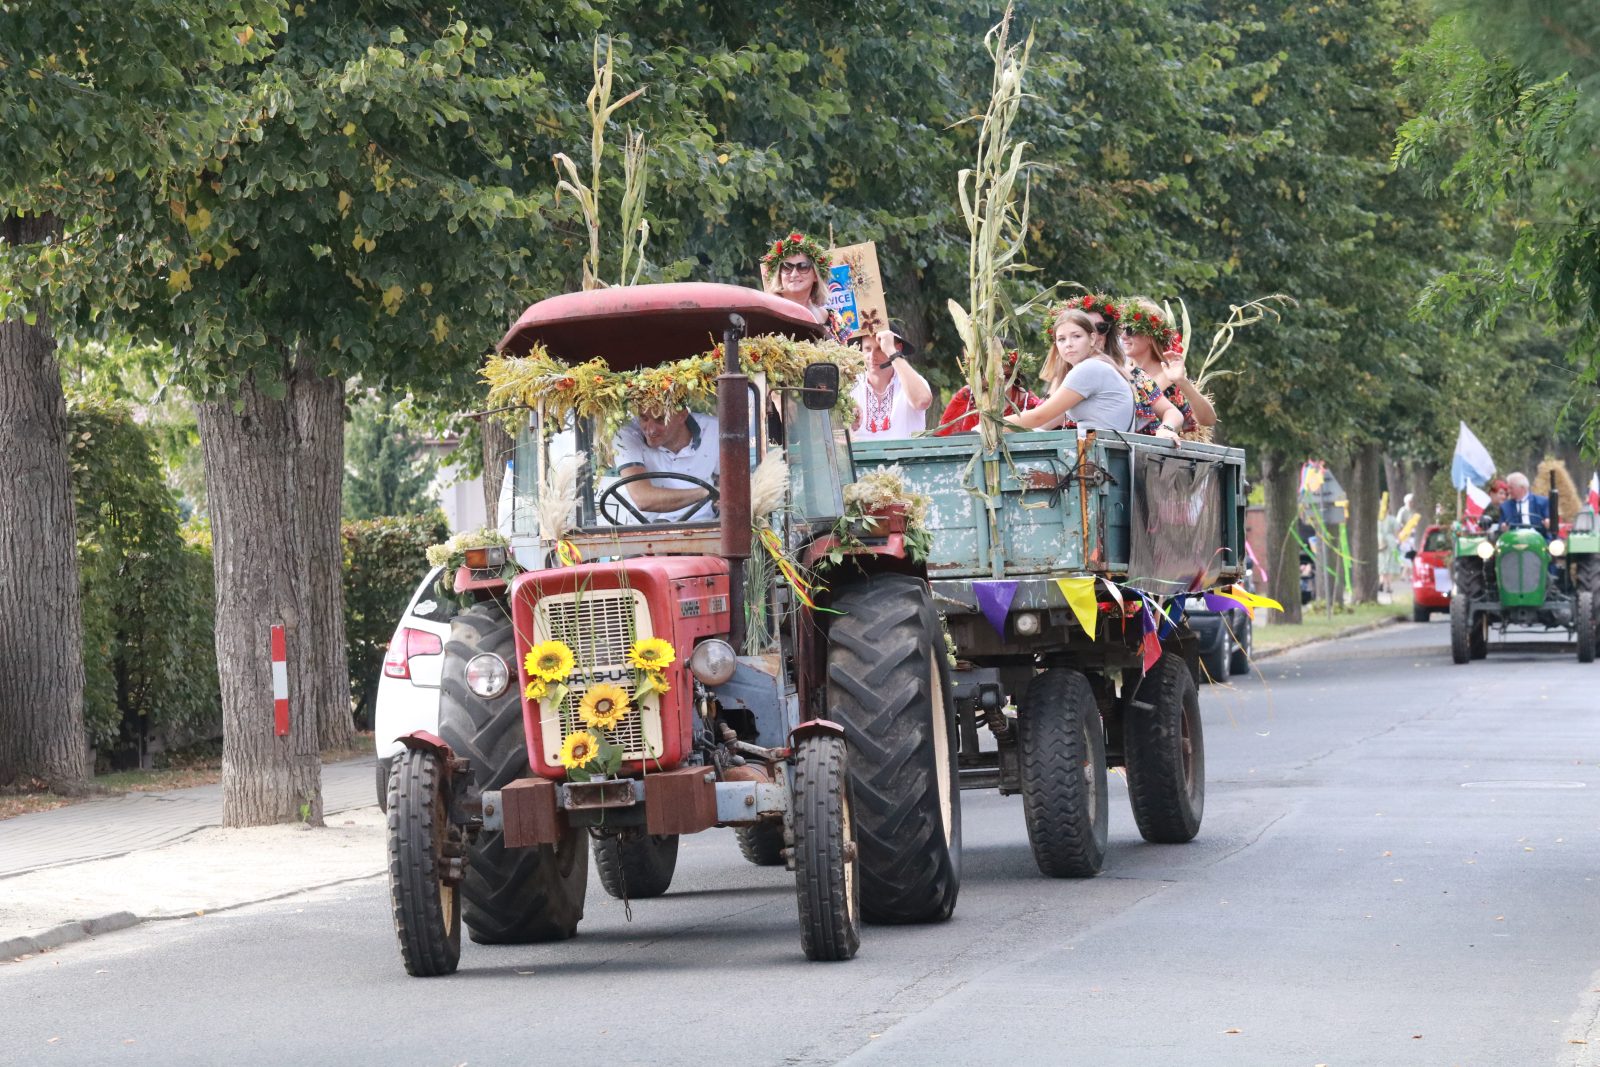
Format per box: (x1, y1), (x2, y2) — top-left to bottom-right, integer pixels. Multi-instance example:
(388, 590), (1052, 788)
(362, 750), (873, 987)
(801, 361), (841, 410)
(1404, 549), (1417, 561)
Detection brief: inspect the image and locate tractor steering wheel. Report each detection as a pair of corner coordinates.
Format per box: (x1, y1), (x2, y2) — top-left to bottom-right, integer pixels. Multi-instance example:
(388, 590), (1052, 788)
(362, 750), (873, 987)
(598, 471), (719, 525)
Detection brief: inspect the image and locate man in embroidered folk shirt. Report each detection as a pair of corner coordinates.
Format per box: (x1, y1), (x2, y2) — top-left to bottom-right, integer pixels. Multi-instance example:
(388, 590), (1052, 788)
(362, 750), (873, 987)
(612, 405), (720, 522)
(848, 323), (933, 440)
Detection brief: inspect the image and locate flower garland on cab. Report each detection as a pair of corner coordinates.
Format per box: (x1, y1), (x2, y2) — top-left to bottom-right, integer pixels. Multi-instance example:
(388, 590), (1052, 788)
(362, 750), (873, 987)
(523, 635), (677, 780)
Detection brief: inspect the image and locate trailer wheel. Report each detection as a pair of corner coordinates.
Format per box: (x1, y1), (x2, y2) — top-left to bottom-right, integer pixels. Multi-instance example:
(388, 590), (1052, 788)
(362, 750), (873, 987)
(1578, 590), (1597, 664)
(591, 833), (679, 899)
(1125, 653), (1205, 844)
(826, 574), (961, 924)
(1228, 616), (1253, 676)
(1199, 626), (1231, 684)
(1017, 668), (1108, 877)
(387, 748), (461, 977)
(440, 602), (587, 944)
(736, 822), (787, 866)
(791, 733), (860, 961)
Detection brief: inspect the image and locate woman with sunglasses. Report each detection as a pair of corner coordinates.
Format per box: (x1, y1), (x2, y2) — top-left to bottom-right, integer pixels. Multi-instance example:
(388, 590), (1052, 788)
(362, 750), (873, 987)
(761, 231), (852, 344)
(1120, 298), (1216, 436)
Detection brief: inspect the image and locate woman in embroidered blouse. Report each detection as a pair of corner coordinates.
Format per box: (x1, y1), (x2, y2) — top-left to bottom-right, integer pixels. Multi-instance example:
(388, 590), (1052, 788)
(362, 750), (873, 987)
(761, 231), (852, 345)
(935, 348), (1041, 435)
(1120, 298), (1217, 436)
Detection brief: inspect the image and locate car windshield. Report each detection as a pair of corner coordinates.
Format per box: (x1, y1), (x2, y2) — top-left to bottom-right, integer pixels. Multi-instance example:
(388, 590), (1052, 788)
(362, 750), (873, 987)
(1423, 529), (1450, 552)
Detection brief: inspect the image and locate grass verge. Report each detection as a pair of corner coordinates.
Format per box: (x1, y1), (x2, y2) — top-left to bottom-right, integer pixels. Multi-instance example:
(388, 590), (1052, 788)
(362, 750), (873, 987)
(1254, 597), (1410, 653)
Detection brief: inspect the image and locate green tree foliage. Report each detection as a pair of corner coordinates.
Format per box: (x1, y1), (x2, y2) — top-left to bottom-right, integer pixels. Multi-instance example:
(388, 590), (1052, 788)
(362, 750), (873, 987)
(342, 513), (449, 727)
(342, 395), (439, 521)
(68, 394), (220, 763)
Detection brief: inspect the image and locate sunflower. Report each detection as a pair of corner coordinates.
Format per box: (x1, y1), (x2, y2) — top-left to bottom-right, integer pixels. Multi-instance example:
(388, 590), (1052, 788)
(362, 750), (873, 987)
(524, 678), (548, 702)
(524, 640), (575, 682)
(578, 682), (632, 731)
(559, 729), (600, 770)
(627, 637), (677, 673)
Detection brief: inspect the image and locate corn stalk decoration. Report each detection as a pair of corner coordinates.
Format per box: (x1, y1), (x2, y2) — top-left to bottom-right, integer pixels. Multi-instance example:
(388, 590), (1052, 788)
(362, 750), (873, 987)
(948, 7), (1045, 463)
(553, 36), (649, 291)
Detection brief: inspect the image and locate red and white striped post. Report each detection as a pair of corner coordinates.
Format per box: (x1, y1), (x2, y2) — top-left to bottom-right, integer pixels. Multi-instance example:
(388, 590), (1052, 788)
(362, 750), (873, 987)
(269, 624), (290, 737)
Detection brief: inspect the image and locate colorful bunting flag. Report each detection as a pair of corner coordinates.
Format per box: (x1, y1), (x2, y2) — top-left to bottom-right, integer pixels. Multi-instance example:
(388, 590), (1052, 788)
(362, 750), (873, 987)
(1056, 576), (1098, 640)
(973, 579), (1020, 638)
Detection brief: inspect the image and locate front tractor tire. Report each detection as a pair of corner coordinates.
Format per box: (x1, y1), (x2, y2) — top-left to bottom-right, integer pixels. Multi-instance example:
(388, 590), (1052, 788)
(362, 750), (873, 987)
(1578, 590), (1597, 665)
(826, 574), (962, 925)
(1017, 668), (1109, 877)
(440, 603), (587, 945)
(387, 748), (462, 977)
(1125, 652), (1205, 844)
(592, 833), (679, 899)
(791, 732), (861, 961)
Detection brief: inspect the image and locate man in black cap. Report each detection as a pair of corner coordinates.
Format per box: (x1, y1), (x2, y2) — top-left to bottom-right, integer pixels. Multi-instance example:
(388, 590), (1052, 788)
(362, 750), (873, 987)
(848, 320), (933, 440)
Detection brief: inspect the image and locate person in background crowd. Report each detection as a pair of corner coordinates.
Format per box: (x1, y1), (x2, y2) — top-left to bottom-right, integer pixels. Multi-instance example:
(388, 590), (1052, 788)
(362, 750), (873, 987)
(935, 346), (1041, 435)
(1007, 309), (1142, 433)
(849, 321), (933, 440)
(1120, 297), (1217, 436)
(761, 230), (852, 344)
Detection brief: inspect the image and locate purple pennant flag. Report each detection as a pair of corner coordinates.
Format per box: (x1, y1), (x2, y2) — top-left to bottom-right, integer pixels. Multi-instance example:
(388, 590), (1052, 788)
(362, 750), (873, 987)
(1203, 591), (1243, 613)
(973, 580), (1020, 638)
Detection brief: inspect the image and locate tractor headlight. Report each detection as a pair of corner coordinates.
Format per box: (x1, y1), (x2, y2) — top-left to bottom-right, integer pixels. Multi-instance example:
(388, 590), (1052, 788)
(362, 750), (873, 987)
(1550, 539), (1567, 557)
(465, 653), (510, 699)
(689, 639), (737, 686)
(1476, 541), (1495, 561)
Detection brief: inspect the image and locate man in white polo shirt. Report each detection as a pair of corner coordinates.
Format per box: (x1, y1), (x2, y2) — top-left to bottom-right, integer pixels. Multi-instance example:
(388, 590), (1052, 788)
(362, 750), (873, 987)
(612, 406), (720, 522)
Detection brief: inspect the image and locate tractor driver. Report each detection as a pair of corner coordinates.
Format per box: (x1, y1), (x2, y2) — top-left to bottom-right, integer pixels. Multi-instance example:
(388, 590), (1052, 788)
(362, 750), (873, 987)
(611, 405), (720, 523)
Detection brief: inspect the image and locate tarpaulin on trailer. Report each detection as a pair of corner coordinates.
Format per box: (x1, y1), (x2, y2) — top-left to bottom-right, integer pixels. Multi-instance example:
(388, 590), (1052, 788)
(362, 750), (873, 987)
(1127, 449), (1226, 595)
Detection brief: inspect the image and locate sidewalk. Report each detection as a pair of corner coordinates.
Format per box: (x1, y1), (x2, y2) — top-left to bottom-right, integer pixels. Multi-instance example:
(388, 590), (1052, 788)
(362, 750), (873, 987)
(1, 758), (386, 960)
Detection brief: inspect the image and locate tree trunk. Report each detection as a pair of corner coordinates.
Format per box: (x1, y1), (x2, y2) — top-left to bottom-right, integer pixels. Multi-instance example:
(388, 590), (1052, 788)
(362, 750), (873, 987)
(1347, 443), (1381, 604)
(198, 356), (330, 826)
(481, 415), (512, 532)
(0, 212), (90, 791)
(1409, 460), (1440, 530)
(291, 356), (352, 750)
(1261, 449), (1303, 625)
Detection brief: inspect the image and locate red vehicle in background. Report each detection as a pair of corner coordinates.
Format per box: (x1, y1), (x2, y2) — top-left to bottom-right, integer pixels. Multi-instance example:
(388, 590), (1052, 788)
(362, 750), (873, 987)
(1409, 524), (1453, 622)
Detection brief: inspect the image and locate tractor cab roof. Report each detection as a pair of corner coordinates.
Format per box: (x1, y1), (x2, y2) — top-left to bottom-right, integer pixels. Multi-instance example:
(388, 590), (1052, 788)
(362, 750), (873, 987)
(497, 282), (825, 371)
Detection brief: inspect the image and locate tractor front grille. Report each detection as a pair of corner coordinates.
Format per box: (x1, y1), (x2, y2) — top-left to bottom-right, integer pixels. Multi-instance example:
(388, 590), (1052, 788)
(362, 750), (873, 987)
(531, 588), (662, 764)
(1498, 548), (1543, 596)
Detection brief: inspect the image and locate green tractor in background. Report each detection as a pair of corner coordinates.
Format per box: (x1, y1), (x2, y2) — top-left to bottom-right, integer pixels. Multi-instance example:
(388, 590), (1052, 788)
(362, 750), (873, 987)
(1450, 497), (1600, 664)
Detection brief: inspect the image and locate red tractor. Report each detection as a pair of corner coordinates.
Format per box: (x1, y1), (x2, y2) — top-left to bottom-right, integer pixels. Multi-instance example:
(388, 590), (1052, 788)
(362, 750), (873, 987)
(386, 284), (960, 975)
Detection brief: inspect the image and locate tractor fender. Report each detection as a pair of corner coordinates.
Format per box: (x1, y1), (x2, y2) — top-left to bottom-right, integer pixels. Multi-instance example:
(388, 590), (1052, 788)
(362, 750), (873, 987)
(789, 718), (847, 750)
(395, 731), (459, 783)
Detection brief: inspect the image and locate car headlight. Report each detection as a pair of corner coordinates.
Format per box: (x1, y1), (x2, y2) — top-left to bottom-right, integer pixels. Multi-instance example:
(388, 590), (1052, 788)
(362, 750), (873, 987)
(689, 639), (737, 685)
(465, 653), (510, 699)
(1550, 539), (1566, 557)
(1476, 541), (1495, 561)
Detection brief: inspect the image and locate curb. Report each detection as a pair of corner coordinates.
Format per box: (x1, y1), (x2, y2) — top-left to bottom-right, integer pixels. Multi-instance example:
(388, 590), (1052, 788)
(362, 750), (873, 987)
(1253, 615), (1403, 662)
(1, 911), (139, 960)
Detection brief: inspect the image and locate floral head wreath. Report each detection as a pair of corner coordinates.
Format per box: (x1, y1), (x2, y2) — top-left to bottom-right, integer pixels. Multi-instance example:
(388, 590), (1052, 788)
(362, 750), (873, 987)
(1042, 292), (1120, 348)
(1118, 300), (1177, 349)
(762, 231), (832, 271)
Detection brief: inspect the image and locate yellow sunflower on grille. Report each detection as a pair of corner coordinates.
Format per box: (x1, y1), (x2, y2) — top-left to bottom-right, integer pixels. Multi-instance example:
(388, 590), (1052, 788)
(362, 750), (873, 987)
(525, 640), (575, 682)
(627, 637), (677, 672)
(578, 683), (632, 731)
(559, 729), (600, 770)
(524, 678), (548, 701)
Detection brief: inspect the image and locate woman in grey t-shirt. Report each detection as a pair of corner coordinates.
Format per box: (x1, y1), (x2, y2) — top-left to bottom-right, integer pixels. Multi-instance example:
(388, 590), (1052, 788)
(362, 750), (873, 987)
(1007, 309), (1135, 432)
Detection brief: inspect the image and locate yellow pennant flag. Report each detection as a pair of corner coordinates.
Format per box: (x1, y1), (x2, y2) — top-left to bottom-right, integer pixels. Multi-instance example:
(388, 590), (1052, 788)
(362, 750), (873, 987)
(1056, 576), (1098, 640)
(1231, 585), (1284, 613)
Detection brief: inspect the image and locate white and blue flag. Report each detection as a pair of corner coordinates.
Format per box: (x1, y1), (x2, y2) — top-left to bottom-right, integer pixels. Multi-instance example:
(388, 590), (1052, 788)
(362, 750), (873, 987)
(1450, 421), (1496, 490)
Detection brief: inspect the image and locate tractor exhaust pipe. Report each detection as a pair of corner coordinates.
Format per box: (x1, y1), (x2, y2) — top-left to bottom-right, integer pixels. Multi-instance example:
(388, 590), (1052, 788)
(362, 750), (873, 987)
(719, 314), (751, 651)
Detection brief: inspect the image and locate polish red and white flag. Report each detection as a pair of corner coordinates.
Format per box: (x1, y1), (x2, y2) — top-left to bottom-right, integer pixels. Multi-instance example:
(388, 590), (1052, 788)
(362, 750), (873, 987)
(1464, 482), (1490, 519)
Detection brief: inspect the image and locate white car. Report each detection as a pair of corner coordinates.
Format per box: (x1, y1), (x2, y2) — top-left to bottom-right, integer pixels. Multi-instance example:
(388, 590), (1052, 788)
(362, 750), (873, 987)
(373, 566), (452, 809)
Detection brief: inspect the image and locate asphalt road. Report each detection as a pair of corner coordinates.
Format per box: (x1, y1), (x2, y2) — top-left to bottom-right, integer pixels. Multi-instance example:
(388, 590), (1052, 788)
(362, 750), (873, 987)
(5, 620), (1599, 1067)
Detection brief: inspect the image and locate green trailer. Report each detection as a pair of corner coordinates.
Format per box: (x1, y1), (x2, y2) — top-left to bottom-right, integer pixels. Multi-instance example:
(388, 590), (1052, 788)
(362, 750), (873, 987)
(1450, 505), (1600, 664)
(851, 429), (1247, 878)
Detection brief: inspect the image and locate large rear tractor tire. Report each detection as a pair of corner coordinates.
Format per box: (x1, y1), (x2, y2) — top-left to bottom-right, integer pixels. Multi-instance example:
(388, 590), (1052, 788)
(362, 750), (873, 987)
(1578, 590), (1597, 665)
(592, 833), (679, 899)
(1125, 653), (1205, 844)
(1017, 668), (1109, 878)
(791, 733), (861, 961)
(736, 822), (787, 866)
(826, 574), (961, 924)
(440, 603), (587, 945)
(387, 748), (462, 977)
